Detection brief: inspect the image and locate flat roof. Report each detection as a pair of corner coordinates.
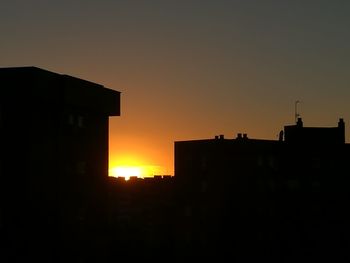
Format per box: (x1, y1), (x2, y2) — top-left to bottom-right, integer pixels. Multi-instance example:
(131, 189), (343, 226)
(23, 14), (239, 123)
(0, 67), (121, 116)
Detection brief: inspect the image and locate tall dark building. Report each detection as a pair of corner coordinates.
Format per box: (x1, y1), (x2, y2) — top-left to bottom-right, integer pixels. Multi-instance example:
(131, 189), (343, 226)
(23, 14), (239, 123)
(0, 67), (120, 261)
(175, 118), (348, 187)
(174, 118), (350, 261)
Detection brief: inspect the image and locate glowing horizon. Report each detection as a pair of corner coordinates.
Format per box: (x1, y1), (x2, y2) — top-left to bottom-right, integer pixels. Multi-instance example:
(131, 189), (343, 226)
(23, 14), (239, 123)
(109, 155), (165, 180)
(3, 1), (350, 179)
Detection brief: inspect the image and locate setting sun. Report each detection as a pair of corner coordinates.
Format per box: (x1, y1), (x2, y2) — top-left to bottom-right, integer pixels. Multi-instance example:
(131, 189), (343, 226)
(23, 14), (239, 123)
(109, 165), (162, 180)
(109, 156), (164, 180)
(109, 166), (141, 180)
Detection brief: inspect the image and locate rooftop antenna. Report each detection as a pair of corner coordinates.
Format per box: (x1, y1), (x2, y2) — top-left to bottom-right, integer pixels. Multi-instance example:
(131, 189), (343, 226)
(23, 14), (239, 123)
(294, 100), (301, 123)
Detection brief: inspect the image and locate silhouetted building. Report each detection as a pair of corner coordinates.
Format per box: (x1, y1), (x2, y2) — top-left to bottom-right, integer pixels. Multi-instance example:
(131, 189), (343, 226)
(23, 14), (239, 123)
(105, 176), (176, 258)
(0, 67), (120, 261)
(175, 118), (349, 187)
(174, 118), (350, 261)
(3, 67), (350, 262)
(284, 117), (345, 144)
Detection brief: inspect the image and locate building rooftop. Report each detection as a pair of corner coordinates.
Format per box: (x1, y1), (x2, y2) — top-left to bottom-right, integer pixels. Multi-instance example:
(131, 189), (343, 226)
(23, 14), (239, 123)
(0, 66), (120, 116)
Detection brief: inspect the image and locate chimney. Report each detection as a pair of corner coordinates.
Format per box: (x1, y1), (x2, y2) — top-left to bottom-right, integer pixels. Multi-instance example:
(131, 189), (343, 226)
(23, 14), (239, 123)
(338, 118), (345, 143)
(243, 133), (248, 140)
(237, 133), (242, 140)
(297, 117), (303, 128)
(219, 134), (224, 139)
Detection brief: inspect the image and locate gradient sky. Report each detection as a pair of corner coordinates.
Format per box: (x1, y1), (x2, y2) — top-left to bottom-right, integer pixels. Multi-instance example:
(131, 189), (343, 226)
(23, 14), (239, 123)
(2, 0), (350, 175)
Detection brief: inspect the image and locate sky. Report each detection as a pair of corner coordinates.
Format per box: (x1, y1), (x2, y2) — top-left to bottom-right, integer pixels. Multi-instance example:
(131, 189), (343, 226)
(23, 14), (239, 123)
(1, 0), (350, 175)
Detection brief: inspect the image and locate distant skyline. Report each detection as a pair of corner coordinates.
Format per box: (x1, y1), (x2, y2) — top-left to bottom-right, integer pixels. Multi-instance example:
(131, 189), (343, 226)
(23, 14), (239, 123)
(2, 0), (350, 175)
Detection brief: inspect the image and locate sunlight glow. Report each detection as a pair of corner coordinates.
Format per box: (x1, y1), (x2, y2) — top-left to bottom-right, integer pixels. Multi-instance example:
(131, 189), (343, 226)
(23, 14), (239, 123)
(109, 156), (164, 180)
(110, 166), (142, 180)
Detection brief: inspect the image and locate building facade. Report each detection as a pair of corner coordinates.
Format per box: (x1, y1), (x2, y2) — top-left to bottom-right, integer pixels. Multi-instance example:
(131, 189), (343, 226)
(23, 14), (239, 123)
(174, 118), (350, 261)
(0, 67), (120, 261)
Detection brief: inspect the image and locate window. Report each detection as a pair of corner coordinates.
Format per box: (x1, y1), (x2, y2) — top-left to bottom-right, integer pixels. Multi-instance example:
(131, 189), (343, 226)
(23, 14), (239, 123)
(67, 114), (84, 128)
(77, 116), (84, 128)
(68, 114), (74, 125)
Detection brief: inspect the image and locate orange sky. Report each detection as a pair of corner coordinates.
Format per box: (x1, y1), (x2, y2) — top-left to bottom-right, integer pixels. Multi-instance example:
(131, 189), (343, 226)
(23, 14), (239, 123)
(1, 1), (350, 175)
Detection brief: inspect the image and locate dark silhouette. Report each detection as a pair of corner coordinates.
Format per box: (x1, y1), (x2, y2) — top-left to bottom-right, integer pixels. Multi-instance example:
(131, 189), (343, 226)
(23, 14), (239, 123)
(1, 67), (350, 262)
(279, 130), (284, 141)
(174, 118), (350, 262)
(0, 67), (120, 261)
